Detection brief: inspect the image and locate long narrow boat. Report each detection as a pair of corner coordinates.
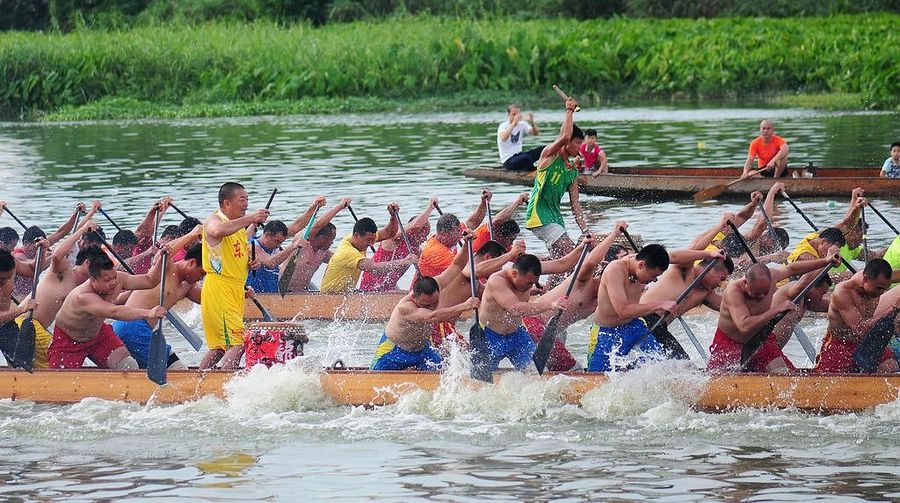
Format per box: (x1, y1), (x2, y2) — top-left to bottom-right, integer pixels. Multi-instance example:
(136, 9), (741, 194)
(240, 293), (716, 321)
(464, 166), (900, 199)
(2, 368), (898, 413)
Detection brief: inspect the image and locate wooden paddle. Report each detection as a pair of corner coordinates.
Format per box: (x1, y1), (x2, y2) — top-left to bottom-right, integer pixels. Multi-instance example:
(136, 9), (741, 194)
(533, 244), (590, 374)
(756, 200), (783, 252)
(97, 231), (204, 351)
(486, 200), (494, 240)
(97, 207), (123, 232)
(11, 244), (45, 372)
(278, 206), (318, 298)
(169, 203), (191, 220)
(251, 188), (278, 279)
(467, 237), (492, 383)
(2, 206), (28, 230)
(853, 307), (900, 372)
(867, 202), (899, 235)
(552, 85), (581, 112)
(147, 250), (169, 385)
(740, 263), (834, 369)
(780, 190), (857, 273)
(693, 166), (770, 203)
(347, 205), (377, 253)
(860, 206), (869, 264)
(393, 209), (421, 276)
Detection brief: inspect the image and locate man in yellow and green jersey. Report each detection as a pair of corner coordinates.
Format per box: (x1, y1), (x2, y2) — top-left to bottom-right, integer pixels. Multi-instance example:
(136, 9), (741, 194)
(524, 94), (589, 269)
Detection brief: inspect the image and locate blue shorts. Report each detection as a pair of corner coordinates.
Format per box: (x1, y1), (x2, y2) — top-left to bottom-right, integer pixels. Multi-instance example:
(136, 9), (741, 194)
(112, 319), (172, 369)
(370, 333), (442, 371)
(483, 324), (536, 371)
(587, 318), (664, 372)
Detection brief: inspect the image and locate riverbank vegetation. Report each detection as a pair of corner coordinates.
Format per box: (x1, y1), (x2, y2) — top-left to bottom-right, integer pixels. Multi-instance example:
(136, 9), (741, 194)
(1, 14), (897, 120)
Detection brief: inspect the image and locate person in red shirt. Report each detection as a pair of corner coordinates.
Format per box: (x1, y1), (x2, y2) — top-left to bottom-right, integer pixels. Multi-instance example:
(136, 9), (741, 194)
(741, 119), (790, 178)
(579, 128), (608, 176)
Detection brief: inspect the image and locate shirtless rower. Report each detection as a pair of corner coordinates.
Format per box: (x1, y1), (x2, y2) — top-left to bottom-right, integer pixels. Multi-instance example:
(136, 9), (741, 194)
(15, 219), (102, 368)
(708, 252), (839, 373)
(50, 250), (166, 369)
(113, 236), (205, 369)
(283, 197), (349, 292)
(478, 254), (568, 372)
(769, 266), (833, 363)
(321, 204), (417, 293)
(641, 247), (733, 359)
(0, 249), (38, 364)
(587, 244), (675, 372)
(816, 259), (899, 373)
(361, 197), (438, 292)
(370, 276), (479, 371)
(523, 222), (627, 371)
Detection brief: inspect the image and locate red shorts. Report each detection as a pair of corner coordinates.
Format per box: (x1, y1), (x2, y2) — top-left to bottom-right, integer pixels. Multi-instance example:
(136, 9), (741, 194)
(707, 327), (791, 372)
(49, 323), (125, 369)
(523, 316), (578, 372)
(815, 334), (894, 373)
(432, 320), (467, 349)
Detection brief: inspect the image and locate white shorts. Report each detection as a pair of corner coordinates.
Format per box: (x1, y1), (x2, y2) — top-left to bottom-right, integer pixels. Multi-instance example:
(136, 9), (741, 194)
(529, 223), (569, 248)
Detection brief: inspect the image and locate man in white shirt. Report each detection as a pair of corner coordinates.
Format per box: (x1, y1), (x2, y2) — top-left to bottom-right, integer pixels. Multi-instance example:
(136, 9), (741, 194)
(497, 104), (541, 171)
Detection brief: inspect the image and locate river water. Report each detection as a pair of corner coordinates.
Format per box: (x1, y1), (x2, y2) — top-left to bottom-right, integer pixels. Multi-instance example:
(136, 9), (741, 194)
(1, 107), (899, 501)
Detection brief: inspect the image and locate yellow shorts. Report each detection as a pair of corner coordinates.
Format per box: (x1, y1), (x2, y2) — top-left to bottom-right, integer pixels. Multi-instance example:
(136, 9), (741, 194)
(201, 275), (245, 350)
(15, 316), (52, 369)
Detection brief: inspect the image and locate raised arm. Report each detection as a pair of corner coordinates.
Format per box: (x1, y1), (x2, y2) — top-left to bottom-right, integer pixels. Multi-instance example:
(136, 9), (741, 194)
(491, 193), (529, 225)
(287, 196), (327, 237)
(540, 238), (591, 274)
(77, 200), (102, 230)
(403, 197), (438, 236)
(464, 191), (491, 231)
(577, 223), (625, 281)
(730, 192), (763, 230)
(689, 213), (732, 250)
(51, 220), (97, 274)
(375, 203), (400, 244)
(307, 198), (350, 238)
(835, 188), (865, 233)
(46, 205), (81, 245)
(134, 197), (172, 244)
(537, 97), (577, 165)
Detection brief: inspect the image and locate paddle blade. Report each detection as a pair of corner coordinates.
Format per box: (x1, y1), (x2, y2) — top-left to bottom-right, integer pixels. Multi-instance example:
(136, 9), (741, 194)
(468, 324), (493, 383)
(12, 317), (36, 373)
(693, 184), (726, 203)
(533, 313), (562, 375)
(147, 326), (168, 385)
(165, 312), (204, 351)
(279, 250), (300, 298)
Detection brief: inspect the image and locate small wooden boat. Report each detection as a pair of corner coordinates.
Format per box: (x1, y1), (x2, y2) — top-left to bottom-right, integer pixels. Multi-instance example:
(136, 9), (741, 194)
(464, 166), (900, 200)
(2, 367), (898, 413)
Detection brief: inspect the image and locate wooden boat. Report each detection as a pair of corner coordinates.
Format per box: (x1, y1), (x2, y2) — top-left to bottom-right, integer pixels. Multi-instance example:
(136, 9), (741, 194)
(464, 166), (900, 200)
(2, 367), (898, 413)
(240, 292), (716, 321)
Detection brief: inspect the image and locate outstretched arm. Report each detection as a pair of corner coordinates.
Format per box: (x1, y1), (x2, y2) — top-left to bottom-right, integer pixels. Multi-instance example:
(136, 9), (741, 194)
(492, 193), (529, 225)
(404, 197), (439, 237)
(287, 196), (327, 237)
(690, 213), (733, 250)
(536, 97), (578, 168)
(46, 206), (81, 245)
(577, 223), (625, 282)
(375, 204), (400, 244)
(464, 191), (492, 231)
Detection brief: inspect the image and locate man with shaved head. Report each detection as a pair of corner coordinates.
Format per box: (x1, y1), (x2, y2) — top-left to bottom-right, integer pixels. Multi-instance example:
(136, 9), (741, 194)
(710, 251), (838, 373)
(741, 119), (790, 178)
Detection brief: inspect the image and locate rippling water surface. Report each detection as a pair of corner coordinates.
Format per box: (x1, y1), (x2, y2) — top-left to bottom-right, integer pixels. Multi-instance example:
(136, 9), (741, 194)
(1, 106), (899, 501)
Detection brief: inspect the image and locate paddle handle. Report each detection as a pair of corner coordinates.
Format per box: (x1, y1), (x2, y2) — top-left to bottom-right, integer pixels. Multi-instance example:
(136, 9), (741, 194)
(466, 238), (479, 324)
(726, 221), (757, 264)
(347, 204), (377, 253)
(152, 208), (160, 246)
(303, 207), (320, 240)
(756, 200), (782, 252)
(3, 206), (28, 231)
(486, 199), (494, 240)
(861, 206), (869, 264)
(675, 316), (709, 361)
(621, 228), (639, 253)
(867, 202), (899, 236)
(780, 190), (819, 231)
(97, 208), (123, 232)
(157, 250), (168, 332)
(552, 85), (581, 112)
(265, 188), (278, 211)
(169, 203), (190, 220)
(393, 209), (421, 276)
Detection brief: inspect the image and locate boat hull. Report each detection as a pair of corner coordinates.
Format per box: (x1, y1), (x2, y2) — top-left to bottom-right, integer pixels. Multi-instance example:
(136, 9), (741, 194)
(463, 166), (900, 200)
(243, 292), (405, 321)
(2, 368), (898, 413)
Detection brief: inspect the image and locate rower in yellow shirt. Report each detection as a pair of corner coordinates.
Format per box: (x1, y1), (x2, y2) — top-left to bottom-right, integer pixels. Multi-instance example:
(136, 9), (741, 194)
(199, 182), (269, 370)
(320, 203), (417, 293)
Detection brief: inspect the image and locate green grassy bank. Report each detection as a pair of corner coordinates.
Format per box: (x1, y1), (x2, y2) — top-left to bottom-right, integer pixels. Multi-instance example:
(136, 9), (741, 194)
(1, 14), (897, 120)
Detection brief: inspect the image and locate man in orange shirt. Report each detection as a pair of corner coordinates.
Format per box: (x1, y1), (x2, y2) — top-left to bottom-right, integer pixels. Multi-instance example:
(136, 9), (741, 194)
(417, 192), (491, 278)
(741, 119), (790, 178)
